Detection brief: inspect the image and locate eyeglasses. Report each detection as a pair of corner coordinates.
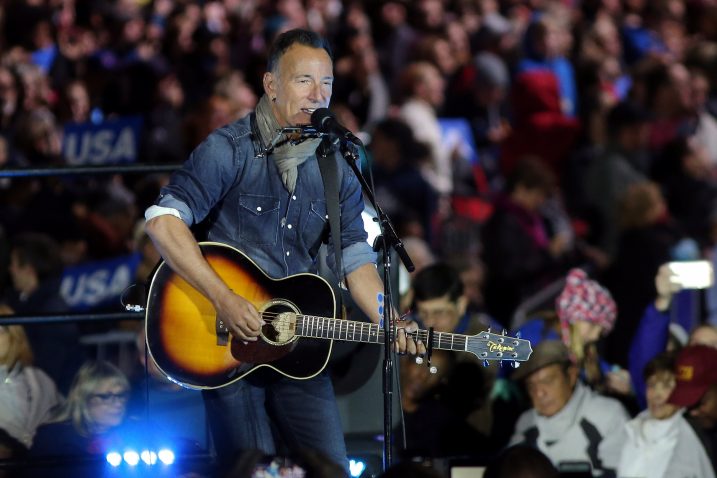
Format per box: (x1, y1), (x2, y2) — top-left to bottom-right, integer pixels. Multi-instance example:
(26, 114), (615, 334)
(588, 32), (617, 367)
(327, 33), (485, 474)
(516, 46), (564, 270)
(89, 391), (130, 404)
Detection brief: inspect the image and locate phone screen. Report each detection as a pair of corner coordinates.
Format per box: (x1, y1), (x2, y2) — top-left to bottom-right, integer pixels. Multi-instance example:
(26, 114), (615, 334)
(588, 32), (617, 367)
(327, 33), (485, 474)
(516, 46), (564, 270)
(667, 261), (714, 289)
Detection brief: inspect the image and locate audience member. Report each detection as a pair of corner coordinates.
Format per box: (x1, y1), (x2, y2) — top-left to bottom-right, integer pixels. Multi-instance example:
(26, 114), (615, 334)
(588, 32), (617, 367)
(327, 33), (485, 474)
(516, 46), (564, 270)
(368, 117), (438, 240)
(398, 61), (452, 196)
(483, 444), (558, 478)
(604, 181), (686, 368)
(618, 352), (715, 478)
(27, 361), (138, 477)
(629, 262), (691, 409)
(482, 158), (571, 326)
(583, 100), (651, 256)
(0, 319), (62, 470)
(2, 232), (83, 393)
(509, 340), (629, 477)
(689, 324), (717, 348)
(397, 351), (489, 459)
(667, 345), (717, 473)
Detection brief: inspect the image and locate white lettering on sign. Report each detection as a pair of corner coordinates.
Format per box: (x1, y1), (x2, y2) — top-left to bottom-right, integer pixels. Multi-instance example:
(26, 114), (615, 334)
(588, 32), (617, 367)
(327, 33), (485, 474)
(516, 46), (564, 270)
(60, 265), (132, 307)
(63, 126), (136, 165)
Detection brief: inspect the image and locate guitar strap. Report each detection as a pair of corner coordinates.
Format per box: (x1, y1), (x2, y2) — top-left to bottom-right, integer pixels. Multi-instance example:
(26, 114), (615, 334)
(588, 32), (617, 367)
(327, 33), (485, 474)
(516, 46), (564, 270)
(316, 138), (345, 288)
(250, 112), (345, 289)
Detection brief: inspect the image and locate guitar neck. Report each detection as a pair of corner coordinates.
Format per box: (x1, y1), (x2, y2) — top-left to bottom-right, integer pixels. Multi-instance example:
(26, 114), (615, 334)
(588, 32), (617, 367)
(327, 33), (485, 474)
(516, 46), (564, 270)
(295, 315), (470, 353)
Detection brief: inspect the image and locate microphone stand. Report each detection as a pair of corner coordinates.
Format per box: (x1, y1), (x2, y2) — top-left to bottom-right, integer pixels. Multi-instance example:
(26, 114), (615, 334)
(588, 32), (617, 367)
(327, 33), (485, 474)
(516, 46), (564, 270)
(335, 139), (414, 471)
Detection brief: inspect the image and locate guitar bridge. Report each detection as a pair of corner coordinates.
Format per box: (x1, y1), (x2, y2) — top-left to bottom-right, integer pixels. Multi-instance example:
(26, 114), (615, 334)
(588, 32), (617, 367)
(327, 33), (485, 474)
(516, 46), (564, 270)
(216, 318), (230, 346)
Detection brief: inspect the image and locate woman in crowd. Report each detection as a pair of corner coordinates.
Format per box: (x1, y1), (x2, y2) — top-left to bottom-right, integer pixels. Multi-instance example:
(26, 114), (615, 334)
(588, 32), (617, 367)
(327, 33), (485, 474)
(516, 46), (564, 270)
(513, 268), (632, 404)
(27, 360), (137, 476)
(0, 319), (62, 471)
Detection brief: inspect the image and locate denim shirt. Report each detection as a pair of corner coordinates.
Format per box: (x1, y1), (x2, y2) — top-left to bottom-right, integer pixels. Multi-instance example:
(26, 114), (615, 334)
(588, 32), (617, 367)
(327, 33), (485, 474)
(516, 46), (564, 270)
(155, 114), (376, 279)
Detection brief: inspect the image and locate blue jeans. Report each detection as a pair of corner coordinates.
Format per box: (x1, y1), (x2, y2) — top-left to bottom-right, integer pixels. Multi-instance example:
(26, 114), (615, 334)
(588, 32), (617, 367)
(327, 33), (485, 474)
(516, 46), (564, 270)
(202, 370), (348, 471)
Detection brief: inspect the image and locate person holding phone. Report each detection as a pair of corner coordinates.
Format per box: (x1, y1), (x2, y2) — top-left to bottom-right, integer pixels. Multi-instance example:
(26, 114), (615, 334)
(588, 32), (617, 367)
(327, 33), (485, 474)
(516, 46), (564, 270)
(629, 261), (715, 409)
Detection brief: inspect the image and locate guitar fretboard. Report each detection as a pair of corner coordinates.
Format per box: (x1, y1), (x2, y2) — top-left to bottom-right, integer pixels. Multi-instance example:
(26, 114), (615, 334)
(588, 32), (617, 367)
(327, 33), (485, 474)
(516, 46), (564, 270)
(295, 315), (470, 352)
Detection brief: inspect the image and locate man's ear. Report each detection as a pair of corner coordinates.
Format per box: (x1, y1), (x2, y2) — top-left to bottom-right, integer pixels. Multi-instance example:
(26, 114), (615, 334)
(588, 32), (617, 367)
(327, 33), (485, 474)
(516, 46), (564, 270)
(263, 72), (276, 99)
(567, 364), (580, 388)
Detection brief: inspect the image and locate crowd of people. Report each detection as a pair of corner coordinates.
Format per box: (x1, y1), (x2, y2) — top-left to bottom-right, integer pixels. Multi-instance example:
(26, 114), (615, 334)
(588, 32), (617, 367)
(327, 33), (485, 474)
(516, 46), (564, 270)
(3, 0), (717, 476)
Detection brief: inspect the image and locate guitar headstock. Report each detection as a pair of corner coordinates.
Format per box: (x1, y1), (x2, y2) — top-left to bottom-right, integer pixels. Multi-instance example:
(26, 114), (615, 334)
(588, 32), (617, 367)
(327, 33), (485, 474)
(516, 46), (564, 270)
(467, 330), (533, 364)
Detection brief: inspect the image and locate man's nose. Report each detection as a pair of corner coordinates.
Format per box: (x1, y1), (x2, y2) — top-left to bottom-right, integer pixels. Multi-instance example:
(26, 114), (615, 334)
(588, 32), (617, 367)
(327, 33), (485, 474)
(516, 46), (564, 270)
(534, 385), (548, 399)
(308, 83), (325, 103)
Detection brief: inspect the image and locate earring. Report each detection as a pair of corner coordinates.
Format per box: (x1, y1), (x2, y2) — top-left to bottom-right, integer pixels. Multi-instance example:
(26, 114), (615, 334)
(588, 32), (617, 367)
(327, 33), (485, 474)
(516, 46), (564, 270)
(271, 97), (277, 102)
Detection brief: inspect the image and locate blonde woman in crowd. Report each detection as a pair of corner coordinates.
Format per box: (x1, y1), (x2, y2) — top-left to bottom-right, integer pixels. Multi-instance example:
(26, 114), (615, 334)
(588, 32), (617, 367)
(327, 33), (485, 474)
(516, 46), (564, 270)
(28, 361), (133, 466)
(0, 316), (62, 470)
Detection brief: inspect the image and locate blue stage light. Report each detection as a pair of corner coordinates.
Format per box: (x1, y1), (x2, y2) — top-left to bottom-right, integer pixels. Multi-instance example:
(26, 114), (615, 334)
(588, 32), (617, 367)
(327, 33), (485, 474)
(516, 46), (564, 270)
(123, 450), (140, 466)
(141, 450), (158, 465)
(106, 452), (122, 467)
(349, 459), (366, 477)
(157, 449), (175, 465)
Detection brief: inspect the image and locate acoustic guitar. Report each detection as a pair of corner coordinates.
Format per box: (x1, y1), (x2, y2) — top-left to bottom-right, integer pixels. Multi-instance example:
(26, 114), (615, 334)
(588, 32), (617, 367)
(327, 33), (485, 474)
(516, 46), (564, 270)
(145, 242), (533, 389)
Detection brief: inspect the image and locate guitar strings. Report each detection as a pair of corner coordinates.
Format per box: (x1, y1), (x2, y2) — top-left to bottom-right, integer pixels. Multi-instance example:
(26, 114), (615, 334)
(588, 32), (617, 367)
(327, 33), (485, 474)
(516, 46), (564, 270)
(250, 311), (491, 345)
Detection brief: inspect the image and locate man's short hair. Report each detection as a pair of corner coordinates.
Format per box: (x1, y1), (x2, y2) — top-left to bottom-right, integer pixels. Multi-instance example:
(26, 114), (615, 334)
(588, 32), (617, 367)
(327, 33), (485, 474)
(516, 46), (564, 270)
(643, 351), (675, 382)
(412, 263), (464, 303)
(267, 29), (333, 73)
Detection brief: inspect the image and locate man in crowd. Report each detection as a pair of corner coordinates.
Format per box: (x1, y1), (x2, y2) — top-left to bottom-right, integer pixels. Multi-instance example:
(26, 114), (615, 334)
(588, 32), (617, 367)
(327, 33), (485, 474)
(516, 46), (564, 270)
(509, 340), (629, 477)
(668, 344), (717, 472)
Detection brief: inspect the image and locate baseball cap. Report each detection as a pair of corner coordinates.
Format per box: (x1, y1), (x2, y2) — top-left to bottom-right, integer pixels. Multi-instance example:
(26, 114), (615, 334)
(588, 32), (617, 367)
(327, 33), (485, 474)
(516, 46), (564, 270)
(668, 345), (717, 408)
(512, 340), (572, 382)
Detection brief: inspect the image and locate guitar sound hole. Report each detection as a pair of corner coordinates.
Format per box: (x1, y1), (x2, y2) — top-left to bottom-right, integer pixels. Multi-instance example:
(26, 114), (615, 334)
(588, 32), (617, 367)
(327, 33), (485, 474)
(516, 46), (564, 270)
(262, 303), (297, 345)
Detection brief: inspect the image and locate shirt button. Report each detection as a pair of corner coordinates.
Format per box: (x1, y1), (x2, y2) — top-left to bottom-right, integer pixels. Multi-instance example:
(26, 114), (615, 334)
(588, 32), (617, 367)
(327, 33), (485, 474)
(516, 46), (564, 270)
(286, 251), (290, 256)
(287, 224), (292, 229)
(292, 195), (297, 200)
(256, 206), (262, 212)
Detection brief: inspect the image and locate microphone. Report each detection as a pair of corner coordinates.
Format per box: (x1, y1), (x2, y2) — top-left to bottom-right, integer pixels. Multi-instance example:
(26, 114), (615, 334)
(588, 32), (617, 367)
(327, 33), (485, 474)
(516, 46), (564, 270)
(310, 108), (363, 146)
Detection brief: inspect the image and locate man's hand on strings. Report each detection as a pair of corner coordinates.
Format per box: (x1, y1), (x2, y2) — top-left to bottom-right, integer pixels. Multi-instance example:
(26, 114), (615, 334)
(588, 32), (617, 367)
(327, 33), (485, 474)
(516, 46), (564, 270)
(393, 318), (427, 356)
(215, 291), (264, 342)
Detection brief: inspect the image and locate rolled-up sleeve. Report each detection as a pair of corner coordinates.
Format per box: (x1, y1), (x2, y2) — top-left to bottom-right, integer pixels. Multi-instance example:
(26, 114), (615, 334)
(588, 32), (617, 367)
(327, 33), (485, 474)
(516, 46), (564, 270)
(327, 159), (377, 275)
(156, 129), (243, 226)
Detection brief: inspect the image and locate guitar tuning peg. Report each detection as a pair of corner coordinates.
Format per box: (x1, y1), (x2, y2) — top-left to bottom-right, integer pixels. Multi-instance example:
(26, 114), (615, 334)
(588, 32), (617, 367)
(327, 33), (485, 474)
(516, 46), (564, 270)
(502, 328), (507, 336)
(511, 361), (521, 369)
(487, 327), (491, 333)
(429, 366), (438, 374)
(415, 356), (424, 365)
(515, 331), (522, 339)
(482, 360), (489, 368)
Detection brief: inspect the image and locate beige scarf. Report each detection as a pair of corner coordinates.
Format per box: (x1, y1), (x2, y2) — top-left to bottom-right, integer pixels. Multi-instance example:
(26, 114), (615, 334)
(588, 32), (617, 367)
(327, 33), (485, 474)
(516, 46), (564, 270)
(254, 94), (322, 193)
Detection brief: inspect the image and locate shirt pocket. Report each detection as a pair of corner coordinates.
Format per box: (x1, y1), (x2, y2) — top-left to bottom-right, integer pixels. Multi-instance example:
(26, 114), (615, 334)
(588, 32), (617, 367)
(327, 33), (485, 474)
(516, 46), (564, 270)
(302, 199), (329, 249)
(238, 194), (280, 246)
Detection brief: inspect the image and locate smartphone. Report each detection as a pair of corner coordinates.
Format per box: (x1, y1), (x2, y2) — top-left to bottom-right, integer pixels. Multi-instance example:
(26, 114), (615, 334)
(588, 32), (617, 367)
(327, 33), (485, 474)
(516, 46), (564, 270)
(558, 461), (592, 478)
(667, 260), (714, 289)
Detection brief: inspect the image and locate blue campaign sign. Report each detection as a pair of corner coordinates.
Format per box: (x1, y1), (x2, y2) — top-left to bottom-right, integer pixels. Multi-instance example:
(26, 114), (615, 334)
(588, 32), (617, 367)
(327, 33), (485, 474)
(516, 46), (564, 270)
(60, 253), (141, 311)
(438, 117), (479, 166)
(62, 116), (143, 165)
